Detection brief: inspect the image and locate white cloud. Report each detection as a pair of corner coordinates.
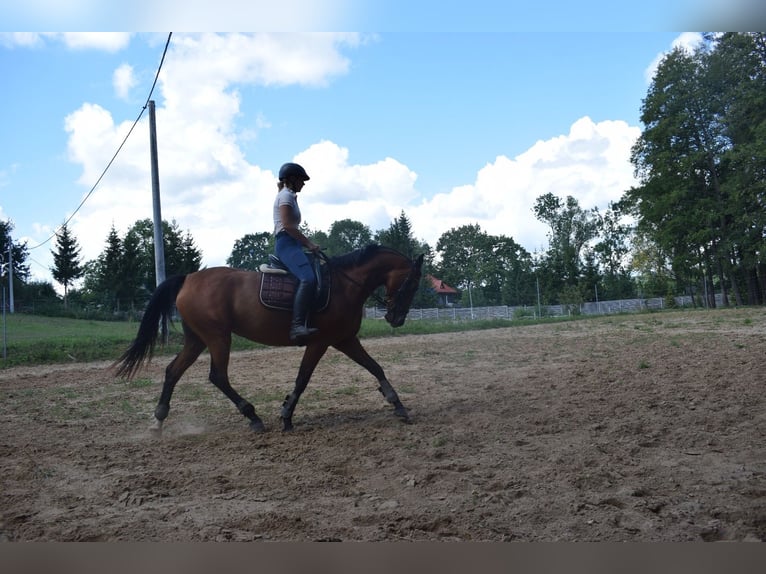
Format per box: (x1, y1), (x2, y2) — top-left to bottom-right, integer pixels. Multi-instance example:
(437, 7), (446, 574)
(671, 32), (705, 52)
(61, 109), (639, 278)
(56, 34), (365, 275)
(50, 33), (640, 289)
(113, 64), (137, 100)
(409, 117), (640, 254)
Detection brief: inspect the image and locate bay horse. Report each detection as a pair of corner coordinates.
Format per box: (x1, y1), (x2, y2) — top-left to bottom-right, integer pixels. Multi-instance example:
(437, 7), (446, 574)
(113, 244), (424, 433)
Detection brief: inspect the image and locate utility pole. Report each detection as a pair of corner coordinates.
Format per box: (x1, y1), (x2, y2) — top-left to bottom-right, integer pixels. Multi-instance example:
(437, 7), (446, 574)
(595, 283), (599, 314)
(536, 275), (541, 318)
(7, 242), (13, 313)
(148, 100), (166, 287)
(1, 252), (6, 358)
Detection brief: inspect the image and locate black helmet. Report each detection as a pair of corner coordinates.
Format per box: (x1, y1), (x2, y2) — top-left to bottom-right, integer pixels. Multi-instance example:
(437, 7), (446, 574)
(278, 162), (310, 181)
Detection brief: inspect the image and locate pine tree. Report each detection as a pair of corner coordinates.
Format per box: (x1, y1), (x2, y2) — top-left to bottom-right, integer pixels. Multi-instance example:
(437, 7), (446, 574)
(98, 224), (123, 309)
(51, 223), (84, 309)
(375, 211), (418, 256)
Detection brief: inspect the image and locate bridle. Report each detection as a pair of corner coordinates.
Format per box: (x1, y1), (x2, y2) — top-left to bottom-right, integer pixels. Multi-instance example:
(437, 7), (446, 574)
(316, 250), (418, 312)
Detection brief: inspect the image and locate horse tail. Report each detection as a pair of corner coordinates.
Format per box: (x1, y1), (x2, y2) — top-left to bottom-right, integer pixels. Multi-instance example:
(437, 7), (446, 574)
(112, 274), (188, 380)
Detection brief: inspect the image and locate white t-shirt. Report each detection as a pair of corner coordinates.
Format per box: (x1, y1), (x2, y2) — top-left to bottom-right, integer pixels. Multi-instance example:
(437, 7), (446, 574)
(273, 188), (301, 235)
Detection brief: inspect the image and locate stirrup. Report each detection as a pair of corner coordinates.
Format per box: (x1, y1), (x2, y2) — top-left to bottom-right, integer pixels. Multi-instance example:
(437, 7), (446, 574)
(289, 325), (319, 342)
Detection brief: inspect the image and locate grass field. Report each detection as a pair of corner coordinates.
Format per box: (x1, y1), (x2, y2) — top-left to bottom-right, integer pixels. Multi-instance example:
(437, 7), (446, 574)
(0, 311), (556, 369)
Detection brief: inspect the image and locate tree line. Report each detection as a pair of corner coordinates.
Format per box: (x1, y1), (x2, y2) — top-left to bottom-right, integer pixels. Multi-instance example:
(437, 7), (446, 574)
(624, 32), (766, 306)
(2, 33), (764, 315)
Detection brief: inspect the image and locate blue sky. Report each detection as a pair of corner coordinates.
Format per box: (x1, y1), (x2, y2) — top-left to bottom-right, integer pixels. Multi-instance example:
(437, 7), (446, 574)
(1, 1), (750, 288)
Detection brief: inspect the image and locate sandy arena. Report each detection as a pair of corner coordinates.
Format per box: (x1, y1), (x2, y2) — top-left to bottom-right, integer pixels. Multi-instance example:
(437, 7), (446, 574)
(1, 307), (765, 541)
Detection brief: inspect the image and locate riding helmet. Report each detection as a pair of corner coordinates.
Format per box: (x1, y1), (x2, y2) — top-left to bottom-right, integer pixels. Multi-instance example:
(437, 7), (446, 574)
(278, 162), (310, 181)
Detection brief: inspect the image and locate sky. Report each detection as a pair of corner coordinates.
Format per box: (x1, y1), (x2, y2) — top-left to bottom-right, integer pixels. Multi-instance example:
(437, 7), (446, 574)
(1, 2), (761, 290)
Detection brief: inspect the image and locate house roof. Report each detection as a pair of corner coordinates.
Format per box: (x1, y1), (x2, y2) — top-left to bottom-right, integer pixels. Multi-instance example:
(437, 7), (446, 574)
(426, 274), (458, 294)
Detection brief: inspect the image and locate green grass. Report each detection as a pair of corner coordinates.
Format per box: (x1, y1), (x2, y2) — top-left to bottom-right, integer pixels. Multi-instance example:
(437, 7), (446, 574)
(0, 314), (150, 367)
(0, 311), (567, 369)
(2, 305), (761, 369)
(0, 313), (243, 368)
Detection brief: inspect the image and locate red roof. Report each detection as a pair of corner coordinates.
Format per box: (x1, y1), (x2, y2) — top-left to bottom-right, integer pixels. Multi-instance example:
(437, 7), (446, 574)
(426, 275), (458, 294)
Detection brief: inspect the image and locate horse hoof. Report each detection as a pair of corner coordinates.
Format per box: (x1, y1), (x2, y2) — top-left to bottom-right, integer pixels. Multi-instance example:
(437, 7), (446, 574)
(394, 408), (411, 424)
(250, 420), (266, 433)
(148, 419), (164, 436)
(282, 418), (294, 432)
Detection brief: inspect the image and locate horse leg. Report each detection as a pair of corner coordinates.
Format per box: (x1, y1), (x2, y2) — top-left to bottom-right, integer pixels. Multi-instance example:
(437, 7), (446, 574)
(333, 336), (411, 423)
(280, 344), (328, 431)
(207, 335), (266, 432)
(152, 329), (206, 434)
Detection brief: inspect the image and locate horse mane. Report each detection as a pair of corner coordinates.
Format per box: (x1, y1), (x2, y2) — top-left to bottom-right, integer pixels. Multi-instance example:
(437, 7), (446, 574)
(329, 244), (407, 270)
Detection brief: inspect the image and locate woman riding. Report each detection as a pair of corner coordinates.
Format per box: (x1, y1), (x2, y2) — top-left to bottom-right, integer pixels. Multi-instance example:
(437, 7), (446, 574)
(273, 162), (321, 344)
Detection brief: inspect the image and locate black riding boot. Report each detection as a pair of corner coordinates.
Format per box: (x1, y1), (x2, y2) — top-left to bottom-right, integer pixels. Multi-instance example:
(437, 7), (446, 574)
(289, 280), (319, 344)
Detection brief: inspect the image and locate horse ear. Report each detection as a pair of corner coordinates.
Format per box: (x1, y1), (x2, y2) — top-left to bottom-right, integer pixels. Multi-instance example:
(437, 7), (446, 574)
(415, 253), (424, 268)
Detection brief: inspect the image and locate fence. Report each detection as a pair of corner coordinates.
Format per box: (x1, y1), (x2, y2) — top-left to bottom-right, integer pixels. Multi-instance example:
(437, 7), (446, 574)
(1, 294), (725, 321)
(365, 294), (724, 321)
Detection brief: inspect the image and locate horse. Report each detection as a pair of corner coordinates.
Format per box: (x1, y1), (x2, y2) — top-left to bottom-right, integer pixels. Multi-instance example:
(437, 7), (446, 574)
(113, 244), (424, 433)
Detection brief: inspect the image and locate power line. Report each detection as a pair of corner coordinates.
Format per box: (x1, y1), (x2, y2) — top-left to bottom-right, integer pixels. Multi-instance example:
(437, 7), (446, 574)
(28, 32), (173, 251)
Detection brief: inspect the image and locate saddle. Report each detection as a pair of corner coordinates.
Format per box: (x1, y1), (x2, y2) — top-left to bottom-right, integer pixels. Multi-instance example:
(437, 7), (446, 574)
(258, 254), (331, 312)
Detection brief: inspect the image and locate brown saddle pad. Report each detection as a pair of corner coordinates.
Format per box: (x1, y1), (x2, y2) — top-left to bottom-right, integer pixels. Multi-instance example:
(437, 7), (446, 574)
(259, 271), (331, 312)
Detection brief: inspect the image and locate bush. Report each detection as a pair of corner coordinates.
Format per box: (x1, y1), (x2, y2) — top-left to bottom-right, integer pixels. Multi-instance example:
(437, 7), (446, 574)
(513, 307), (537, 319)
(664, 292), (679, 309)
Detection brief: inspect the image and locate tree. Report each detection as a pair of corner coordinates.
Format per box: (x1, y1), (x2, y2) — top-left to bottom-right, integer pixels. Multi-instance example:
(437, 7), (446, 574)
(119, 230), (144, 307)
(100, 224), (124, 307)
(0, 219), (30, 283)
(172, 229), (203, 275)
(374, 211), (434, 307)
(50, 223), (84, 309)
(488, 235), (534, 306)
(85, 224), (129, 310)
(592, 203), (636, 299)
(82, 219), (203, 311)
(628, 228), (676, 298)
(710, 33), (766, 303)
(533, 193), (599, 302)
(122, 219), (158, 295)
(227, 232), (274, 270)
(14, 280), (58, 308)
(375, 211), (419, 257)
(123, 219), (203, 293)
(624, 35), (766, 307)
(436, 224), (533, 307)
(298, 221), (328, 254)
(325, 219), (372, 256)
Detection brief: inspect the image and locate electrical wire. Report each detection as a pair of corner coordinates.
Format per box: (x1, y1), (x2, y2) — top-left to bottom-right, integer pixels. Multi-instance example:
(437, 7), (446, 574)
(27, 32), (173, 251)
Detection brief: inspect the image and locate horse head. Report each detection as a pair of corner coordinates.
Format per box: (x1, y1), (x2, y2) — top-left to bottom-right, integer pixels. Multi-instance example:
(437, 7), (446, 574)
(384, 253), (424, 327)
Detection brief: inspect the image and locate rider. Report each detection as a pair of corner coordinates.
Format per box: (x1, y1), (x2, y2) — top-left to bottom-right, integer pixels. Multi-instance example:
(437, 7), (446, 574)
(273, 162), (321, 344)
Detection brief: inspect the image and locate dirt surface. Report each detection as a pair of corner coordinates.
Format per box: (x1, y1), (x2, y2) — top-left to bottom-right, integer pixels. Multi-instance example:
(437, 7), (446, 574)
(1, 308), (766, 541)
